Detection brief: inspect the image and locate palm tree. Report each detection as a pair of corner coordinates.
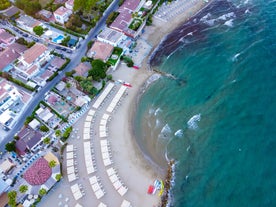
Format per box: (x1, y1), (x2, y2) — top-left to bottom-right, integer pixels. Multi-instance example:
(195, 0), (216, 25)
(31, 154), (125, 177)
(43, 137), (51, 145)
(19, 185), (28, 193)
(55, 130), (61, 137)
(49, 160), (56, 168)
(39, 188), (47, 196)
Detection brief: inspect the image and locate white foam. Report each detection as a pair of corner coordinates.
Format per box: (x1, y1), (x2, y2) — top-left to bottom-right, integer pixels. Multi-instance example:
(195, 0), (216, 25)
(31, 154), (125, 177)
(161, 123), (172, 134)
(232, 53), (240, 62)
(224, 19), (234, 27)
(187, 114), (201, 130)
(174, 129), (183, 137)
(218, 12), (236, 21)
(149, 107), (155, 115)
(155, 118), (161, 128)
(154, 107), (162, 116)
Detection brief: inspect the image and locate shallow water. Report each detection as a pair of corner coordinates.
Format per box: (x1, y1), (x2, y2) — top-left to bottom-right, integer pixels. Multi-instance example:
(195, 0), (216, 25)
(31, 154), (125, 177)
(134, 0), (276, 206)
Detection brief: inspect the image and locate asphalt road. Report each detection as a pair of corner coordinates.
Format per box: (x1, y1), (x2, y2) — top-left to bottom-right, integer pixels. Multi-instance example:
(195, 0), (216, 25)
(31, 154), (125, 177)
(0, 0), (120, 151)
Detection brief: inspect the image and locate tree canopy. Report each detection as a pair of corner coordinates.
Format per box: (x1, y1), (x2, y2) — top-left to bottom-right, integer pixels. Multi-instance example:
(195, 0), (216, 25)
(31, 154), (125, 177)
(88, 59), (108, 81)
(0, 0), (11, 11)
(73, 0), (97, 13)
(8, 191), (17, 207)
(19, 185), (28, 193)
(33, 25), (44, 36)
(5, 141), (16, 152)
(15, 0), (41, 16)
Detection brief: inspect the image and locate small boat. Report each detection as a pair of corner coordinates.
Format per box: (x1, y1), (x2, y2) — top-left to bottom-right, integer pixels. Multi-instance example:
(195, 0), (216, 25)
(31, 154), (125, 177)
(123, 82), (132, 87)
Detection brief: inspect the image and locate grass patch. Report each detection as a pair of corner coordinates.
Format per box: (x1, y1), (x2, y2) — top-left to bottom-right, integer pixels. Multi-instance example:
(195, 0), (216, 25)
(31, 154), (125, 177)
(107, 47), (123, 66)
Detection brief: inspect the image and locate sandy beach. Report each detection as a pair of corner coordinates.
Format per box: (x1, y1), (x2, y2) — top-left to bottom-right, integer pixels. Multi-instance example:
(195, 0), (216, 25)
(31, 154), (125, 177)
(38, 1), (211, 207)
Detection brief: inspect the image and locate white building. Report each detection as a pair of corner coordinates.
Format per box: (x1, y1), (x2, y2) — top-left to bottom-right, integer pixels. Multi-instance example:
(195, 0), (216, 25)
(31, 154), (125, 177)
(54, 6), (72, 24)
(14, 43), (51, 80)
(97, 27), (126, 47)
(0, 78), (22, 114)
(65, 0), (74, 10)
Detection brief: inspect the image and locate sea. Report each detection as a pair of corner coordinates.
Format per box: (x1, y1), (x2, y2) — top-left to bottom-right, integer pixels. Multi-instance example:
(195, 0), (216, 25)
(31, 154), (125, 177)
(134, 0), (276, 206)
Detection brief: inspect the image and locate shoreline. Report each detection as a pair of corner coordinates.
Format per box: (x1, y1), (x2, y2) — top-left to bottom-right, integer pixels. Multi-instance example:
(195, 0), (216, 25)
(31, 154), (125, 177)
(125, 0), (214, 205)
(37, 1), (214, 207)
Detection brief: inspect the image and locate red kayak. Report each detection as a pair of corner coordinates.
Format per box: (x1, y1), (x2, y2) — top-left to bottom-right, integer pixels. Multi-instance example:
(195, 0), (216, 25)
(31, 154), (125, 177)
(123, 83), (132, 87)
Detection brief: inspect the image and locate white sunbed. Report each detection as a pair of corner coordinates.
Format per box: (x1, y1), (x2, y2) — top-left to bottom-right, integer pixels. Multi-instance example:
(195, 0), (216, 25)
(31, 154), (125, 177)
(118, 186), (128, 196)
(95, 189), (104, 199)
(66, 159), (74, 167)
(89, 176), (97, 185)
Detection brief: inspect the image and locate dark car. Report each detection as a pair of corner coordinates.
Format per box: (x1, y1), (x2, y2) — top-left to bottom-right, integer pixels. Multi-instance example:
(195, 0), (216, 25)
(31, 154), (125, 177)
(67, 50), (72, 53)
(62, 48), (66, 51)
(56, 46), (61, 50)
(22, 34), (28, 37)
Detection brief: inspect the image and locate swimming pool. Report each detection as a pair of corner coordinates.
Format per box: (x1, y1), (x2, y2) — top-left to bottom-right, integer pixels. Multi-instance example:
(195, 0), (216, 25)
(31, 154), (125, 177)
(52, 35), (64, 43)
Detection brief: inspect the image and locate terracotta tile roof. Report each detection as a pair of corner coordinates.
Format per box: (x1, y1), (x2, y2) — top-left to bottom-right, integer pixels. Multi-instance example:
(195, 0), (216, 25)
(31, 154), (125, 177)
(88, 41), (114, 61)
(0, 42), (27, 70)
(54, 6), (71, 16)
(0, 29), (14, 44)
(110, 9), (132, 32)
(26, 65), (38, 75)
(74, 62), (90, 76)
(119, 0), (140, 11)
(22, 43), (47, 65)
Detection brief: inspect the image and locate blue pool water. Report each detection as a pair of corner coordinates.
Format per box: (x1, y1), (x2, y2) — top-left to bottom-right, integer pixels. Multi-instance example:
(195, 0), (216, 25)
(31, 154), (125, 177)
(52, 35), (64, 43)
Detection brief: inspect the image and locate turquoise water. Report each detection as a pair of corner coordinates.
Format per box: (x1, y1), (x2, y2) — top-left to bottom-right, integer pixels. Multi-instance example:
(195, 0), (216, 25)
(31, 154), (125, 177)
(134, 0), (276, 206)
(53, 35), (64, 43)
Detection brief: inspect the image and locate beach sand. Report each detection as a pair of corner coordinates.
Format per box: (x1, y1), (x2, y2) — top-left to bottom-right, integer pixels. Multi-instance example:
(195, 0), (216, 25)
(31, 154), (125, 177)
(38, 1), (210, 207)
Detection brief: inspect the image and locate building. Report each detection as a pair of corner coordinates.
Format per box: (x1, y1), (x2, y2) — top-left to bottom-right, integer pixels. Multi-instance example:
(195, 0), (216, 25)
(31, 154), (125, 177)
(119, 0), (141, 11)
(14, 43), (51, 80)
(36, 107), (54, 123)
(15, 15), (43, 33)
(0, 78), (22, 114)
(0, 29), (15, 47)
(97, 27), (126, 47)
(0, 159), (16, 174)
(74, 62), (90, 76)
(53, 6), (72, 24)
(0, 43), (27, 71)
(15, 126), (43, 155)
(110, 0), (144, 38)
(87, 41), (114, 61)
(65, 0), (74, 10)
(37, 9), (53, 21)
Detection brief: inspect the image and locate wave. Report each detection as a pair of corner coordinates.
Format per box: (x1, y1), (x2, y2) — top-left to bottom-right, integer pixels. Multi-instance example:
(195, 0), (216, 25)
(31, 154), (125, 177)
(161, 123), (172, 135)
(158, 123), (172, 140)
(224, 19), (234, 27)
(154, 107), (162, 116)
(232, 52), (240, 62)
(187, 114), (201, 130)
(174, 129), (184, 137)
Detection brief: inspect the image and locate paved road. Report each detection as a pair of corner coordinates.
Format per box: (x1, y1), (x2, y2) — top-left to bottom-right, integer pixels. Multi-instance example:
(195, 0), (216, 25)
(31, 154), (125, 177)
(0, 0), (120, 151)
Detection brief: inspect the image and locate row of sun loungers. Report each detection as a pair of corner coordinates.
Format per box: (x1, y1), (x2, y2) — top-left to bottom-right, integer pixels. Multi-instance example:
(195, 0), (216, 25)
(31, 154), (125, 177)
(106, 167), (128, 196)
(66, 146), (78, 182)
(93, 82), (115, 109)
(89, 176), (106, 199)
(83, 141), (97, 174)
(70, 183), (84, 201)
(106, 86), (128, 113)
